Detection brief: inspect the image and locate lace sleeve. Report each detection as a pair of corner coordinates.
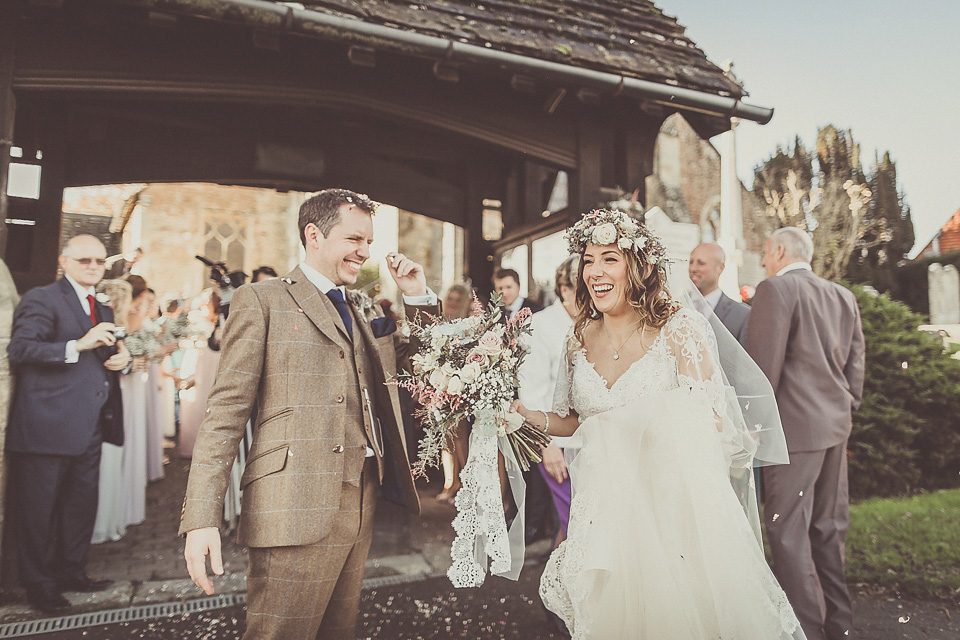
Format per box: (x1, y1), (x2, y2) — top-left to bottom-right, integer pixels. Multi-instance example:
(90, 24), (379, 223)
(662, 309), (726, 420)
(551, 327), (578, 418)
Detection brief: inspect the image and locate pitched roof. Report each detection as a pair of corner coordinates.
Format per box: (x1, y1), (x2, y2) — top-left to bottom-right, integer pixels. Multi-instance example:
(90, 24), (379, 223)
(919, 208), (960, 257)
(289, 0), (743, 97)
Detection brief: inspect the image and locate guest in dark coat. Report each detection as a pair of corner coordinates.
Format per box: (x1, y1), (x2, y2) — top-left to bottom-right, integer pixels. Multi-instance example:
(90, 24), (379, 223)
(6, 235), (131, 613)
(493, 268), (543, 318)
(689, 242), (750, 346)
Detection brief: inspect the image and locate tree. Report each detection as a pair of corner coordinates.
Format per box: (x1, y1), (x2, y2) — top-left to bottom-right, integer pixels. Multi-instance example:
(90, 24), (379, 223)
(753, 126), (913, 283)
(846, 152), (915, 291)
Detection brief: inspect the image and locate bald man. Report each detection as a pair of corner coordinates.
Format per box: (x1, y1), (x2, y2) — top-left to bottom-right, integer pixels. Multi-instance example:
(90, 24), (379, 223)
(6, 235), (131, 613)
(688, 242), (750, 345)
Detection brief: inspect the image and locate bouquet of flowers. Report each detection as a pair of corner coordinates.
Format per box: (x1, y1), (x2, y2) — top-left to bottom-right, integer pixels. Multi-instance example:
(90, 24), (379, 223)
(158, 312), (200, 345)
(395, 294), (548, 476)
(395, 292), (549, 588)
(122, 327), (161, 358)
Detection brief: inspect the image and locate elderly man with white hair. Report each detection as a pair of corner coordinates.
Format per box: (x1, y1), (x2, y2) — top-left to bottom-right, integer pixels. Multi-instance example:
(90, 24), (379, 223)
(747, 227), (865, 640)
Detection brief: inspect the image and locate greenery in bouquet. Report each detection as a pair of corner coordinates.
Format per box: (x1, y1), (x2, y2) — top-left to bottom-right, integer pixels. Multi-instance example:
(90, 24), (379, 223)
(394, 293), (549, 476)
(122, 327), (161, 358)
(159, 312), (201, 344)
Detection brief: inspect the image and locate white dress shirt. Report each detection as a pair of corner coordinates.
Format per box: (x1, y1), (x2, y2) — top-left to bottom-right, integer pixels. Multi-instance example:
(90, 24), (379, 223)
(517, 299), (576, 448)
(64, 274), (98, 363)
(776, 262), (813, 277)
(701, 287), (723, 311)
(504, 295), (525, 318)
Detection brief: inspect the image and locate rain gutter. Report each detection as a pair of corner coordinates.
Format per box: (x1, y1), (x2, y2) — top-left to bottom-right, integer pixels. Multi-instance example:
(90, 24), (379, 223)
(116, 0), (774, 124)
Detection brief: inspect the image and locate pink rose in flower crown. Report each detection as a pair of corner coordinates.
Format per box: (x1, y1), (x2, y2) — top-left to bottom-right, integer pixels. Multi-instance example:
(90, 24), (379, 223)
(477, 330), (502, 355)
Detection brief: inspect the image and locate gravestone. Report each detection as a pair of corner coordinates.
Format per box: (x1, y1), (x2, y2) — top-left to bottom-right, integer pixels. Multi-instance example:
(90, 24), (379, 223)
(929, 263), (960, 324)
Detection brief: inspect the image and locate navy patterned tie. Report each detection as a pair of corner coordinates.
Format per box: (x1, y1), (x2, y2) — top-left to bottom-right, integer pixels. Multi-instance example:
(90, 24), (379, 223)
(325, 288), (353, 340)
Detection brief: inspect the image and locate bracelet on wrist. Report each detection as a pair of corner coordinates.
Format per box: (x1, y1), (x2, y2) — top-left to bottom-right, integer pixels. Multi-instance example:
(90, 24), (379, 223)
(539, 410), (550, 435)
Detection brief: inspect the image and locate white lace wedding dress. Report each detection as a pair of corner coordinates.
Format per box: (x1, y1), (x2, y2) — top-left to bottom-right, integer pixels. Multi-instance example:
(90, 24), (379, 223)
(539, 309), (805, 639)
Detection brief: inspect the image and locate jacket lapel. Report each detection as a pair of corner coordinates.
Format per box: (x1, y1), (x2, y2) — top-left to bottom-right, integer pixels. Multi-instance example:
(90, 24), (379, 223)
(282, 267), (349, 348)
(58, 276), (94, 333)
(713, 293), (730, 323)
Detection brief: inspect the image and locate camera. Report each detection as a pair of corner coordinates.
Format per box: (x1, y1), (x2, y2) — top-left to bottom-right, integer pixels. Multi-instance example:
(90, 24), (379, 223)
(195, 255), (247, 318)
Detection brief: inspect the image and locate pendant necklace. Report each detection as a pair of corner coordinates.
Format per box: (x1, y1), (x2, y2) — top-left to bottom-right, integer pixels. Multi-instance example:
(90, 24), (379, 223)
(602, 318), (643, 360)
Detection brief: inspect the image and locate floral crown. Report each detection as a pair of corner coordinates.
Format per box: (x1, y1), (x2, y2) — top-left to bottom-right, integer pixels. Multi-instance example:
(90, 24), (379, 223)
(564, 208), (669, 269)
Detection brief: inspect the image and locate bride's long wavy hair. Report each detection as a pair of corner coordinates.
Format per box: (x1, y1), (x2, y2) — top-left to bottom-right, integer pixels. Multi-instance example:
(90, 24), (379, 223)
(572, 246), (679, 348)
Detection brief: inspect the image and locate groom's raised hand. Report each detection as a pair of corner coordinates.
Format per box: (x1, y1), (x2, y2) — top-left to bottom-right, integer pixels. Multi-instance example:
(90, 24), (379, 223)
(386, 252), (427, 297)
(185, 526), (224, 595)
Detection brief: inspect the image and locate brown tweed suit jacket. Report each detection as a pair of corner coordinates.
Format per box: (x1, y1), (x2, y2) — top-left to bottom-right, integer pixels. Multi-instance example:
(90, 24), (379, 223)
(179, 266), (433, 547)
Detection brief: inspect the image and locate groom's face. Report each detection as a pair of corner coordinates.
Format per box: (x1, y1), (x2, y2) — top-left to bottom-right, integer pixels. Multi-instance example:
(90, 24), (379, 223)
(312, 204), (373, 286)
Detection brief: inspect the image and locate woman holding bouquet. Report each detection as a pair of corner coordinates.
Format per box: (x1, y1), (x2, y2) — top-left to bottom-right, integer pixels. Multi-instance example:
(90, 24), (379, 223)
(509, 209), (805, 639)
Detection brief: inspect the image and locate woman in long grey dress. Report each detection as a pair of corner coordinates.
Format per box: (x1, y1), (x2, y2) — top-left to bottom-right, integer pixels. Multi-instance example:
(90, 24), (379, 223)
(91, 279), (131, 544)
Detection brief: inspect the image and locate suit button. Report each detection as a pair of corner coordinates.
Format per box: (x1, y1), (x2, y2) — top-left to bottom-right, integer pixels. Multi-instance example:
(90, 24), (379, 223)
(339, 351), (345, 359)
(335, 395), (344, 403)
(103, 381), (109, 386)
(332, 445), (344, 453)
(357, 367), (362, 374)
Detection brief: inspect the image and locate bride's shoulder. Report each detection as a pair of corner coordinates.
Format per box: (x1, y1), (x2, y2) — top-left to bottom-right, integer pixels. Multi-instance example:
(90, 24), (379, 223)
(662, 307), (710, 340)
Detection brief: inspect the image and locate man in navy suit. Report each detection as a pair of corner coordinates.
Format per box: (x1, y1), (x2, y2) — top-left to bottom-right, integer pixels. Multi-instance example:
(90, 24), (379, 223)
(6, 234), (131, 613)
(689, 242), (751, 346)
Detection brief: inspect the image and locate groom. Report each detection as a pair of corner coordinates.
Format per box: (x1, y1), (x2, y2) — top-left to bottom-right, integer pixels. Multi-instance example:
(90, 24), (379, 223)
(181, 189), (439, 639)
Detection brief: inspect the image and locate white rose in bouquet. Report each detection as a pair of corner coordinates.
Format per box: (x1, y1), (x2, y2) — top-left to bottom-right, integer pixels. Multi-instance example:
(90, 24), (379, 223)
(592, 222), (618, 245)
(477, 330), (502, 355)
(429, 367), (449, 392)
(459, 361), (482, 383)
(446, 375), (464, 396)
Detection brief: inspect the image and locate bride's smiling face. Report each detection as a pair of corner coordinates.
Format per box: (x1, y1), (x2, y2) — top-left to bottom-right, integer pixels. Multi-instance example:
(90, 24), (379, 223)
(582, 243), (631, 315)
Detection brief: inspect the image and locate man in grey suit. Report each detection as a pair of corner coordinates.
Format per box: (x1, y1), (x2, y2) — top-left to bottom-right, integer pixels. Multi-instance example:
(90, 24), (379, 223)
(689, 242), (750, 345)
(747, 227), (865, 640)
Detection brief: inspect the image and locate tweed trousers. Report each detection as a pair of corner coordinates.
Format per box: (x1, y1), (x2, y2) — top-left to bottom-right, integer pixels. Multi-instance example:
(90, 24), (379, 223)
(244, 458), (378, 640)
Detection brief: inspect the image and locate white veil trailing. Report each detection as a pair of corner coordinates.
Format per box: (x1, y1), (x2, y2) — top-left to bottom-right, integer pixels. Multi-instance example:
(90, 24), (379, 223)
(669, 276), (790, 541)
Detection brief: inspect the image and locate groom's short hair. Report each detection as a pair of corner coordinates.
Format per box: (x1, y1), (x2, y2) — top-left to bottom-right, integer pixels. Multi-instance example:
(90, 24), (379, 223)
(298, 189), (377, 246)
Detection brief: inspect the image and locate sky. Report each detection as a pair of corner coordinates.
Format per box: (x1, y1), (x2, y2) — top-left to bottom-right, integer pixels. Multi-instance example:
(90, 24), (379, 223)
(661, 0), (960, 254)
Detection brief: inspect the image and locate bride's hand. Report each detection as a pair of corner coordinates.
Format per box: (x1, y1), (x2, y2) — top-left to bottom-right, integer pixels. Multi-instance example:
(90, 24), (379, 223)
(508, 399), (528, 420)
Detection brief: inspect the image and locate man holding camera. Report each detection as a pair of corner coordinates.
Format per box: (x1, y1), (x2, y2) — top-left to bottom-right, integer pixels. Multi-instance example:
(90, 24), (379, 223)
(181, 189), (439, 639)
(6, 234), (131, 613)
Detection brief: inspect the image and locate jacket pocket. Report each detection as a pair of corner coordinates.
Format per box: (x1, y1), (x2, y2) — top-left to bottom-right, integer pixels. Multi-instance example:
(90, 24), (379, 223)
(240, 444), (289, 490)
(257, 407), (293, 428)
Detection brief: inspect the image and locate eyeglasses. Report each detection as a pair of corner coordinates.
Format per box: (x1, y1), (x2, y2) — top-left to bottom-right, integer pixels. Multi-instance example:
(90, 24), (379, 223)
(66, 257), (107, 267)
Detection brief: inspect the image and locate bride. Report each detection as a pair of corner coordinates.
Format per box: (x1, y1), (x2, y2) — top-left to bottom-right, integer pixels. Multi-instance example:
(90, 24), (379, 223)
(510, 209), (805, 639)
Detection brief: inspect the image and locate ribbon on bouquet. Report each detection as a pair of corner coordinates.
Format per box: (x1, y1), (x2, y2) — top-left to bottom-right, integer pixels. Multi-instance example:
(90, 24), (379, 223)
(447, 406), (527, 588)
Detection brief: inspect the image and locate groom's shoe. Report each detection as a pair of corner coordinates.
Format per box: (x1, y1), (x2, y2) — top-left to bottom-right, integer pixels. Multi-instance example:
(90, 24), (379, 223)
(57, 574), (113, 593)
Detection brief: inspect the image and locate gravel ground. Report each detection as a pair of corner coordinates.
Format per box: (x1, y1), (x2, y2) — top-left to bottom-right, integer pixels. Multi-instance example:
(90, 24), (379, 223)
(31, 565), (960, 640)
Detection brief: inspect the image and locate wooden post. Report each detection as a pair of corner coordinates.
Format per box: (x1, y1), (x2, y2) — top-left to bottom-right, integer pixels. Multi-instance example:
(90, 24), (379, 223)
(0, 0), (17, 586)
(465, 160), (499, 299)
(622, 118), (660, 207)
(572, 114), (602, 214)
(0, 0), (17, 257)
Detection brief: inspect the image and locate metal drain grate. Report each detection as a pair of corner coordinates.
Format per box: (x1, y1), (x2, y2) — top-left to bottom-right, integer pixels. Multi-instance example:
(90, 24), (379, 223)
(0, 593), (246, 638)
